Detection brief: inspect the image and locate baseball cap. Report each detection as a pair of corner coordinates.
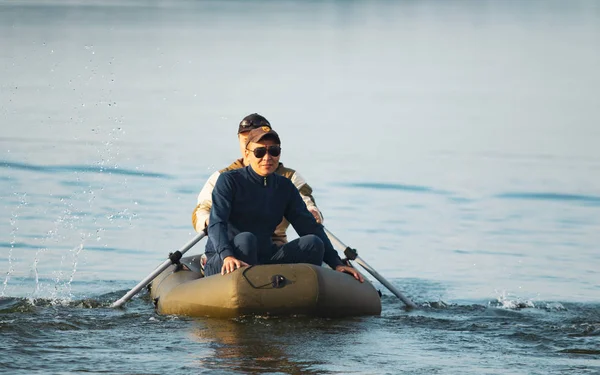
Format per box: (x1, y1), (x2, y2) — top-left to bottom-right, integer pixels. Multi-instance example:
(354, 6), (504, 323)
(244, 126), (281, 147)
(238, 113), (271, 134)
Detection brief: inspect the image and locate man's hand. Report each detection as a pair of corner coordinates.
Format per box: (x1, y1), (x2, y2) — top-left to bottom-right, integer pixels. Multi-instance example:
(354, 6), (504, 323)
(335, 265), (364, 282)
(221, 256), (249, 275)
(308, 207), (322, 224)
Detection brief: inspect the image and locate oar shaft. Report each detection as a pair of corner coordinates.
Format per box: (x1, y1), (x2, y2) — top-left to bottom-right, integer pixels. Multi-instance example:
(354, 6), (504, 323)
(324, 228), (417, 309)
(352, 255), (417, 309)
(110, 231), (206, 308)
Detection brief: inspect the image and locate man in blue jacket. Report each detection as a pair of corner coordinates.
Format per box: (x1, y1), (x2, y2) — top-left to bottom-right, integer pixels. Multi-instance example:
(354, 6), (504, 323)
(204, 126), (362, 281)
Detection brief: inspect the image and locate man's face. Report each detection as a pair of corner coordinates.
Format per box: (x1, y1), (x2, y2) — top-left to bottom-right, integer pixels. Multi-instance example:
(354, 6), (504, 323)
(244, 139), (281, 176)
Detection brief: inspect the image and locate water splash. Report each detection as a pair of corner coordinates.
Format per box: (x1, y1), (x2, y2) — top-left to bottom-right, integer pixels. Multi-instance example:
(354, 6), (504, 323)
(52, 254), (66, 300)
(65, 243), (84, 299)
(2, 193), (27, 297)
(491, 290), (536, 309)
(107, 208), (137, 227)
(29, 193), (81, 300)
(5, 113), (143, 302)
(31, 247), (48, 299)
(23, 125), (136, 301)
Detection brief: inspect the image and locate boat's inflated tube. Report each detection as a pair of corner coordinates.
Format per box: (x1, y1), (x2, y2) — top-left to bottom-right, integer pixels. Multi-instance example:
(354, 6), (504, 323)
(149, 263), (381, 318)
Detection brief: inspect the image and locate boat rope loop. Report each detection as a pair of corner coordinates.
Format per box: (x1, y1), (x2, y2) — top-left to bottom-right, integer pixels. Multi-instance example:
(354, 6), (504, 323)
(242, 266), (287, 289)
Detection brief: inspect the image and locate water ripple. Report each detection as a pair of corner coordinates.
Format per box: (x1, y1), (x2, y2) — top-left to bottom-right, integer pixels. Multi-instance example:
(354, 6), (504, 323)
(0, 160), (171, 179)
(558, 348), (600, 355)
(338, 182), (449, 195)
(452, 248), (525, 258)
(0, 242), (37, 250)
(496, 192), (600, 205)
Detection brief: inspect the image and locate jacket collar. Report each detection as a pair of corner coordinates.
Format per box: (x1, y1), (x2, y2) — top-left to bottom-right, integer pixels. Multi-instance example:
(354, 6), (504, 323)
(245, 165), (273, 186)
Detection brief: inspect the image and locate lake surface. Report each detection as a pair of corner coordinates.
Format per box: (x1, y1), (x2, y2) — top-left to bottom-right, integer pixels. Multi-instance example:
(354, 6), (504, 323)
(1, 1), (599, 374)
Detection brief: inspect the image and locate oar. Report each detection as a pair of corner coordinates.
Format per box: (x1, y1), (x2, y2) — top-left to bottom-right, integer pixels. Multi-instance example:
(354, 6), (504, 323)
(110, 231), (206, 308)
(324, 227), (417, 309)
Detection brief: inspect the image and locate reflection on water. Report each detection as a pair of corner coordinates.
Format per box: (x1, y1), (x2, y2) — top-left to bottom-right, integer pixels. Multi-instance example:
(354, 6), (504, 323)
(191, 317), (354, 374)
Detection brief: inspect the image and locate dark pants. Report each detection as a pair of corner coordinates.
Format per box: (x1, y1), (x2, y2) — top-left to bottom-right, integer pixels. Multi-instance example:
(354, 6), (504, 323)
(204, 232), (325, 277)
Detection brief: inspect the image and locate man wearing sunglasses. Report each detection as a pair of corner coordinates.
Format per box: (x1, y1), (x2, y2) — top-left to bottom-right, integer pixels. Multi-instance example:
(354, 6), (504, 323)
(192, 113), (323, 246)
(203, 126), (362, 281)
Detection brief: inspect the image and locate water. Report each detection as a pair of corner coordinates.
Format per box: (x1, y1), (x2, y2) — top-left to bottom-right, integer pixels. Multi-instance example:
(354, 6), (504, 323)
(1, 1), (599, 373)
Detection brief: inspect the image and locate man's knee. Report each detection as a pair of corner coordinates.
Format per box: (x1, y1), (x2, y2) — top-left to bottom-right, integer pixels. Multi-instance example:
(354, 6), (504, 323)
(301, 234), (323, 247)
(234, 232), (258, 248)
(233, 232), (258, 264)
(300, 235), (324, 258)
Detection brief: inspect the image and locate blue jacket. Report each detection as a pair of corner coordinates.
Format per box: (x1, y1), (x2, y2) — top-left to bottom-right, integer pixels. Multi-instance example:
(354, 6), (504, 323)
(205, 166), (343, 269)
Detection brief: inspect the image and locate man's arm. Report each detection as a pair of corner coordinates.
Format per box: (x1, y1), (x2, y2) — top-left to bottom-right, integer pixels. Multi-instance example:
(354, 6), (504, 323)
(191, 171), (220, 233)
(283, 180), (363, 281)
(207, 173), (236, 261)
(283, 181), (342, 269)
(290, 171), (323, 223)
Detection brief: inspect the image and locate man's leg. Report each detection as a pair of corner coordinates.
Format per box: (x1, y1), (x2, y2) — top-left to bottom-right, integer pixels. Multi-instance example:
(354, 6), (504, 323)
(204, 232), (259, 276)
(267, 234), (325, 266)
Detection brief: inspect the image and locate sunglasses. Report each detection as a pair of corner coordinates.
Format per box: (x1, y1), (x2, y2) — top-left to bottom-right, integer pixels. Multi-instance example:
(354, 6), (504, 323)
(240, 119), (271, 129)
(247, 145), (281, 158)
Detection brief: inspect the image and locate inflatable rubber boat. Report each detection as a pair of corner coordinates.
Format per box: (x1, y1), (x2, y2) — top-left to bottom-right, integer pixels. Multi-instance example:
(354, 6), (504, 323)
(148, 260), (382, 319)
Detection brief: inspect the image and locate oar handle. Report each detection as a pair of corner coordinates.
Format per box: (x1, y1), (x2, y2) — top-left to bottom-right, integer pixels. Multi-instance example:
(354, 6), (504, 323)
(324, 228), (417, 309)
(110, 231), (206, 308)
